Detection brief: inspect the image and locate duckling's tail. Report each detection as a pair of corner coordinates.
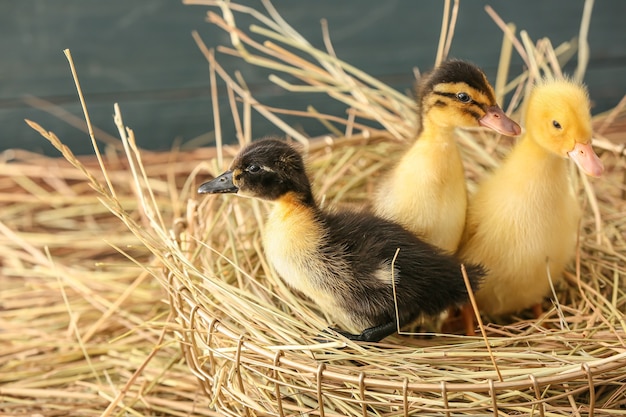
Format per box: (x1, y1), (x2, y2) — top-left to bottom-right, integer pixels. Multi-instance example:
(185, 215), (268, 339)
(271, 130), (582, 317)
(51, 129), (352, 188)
(461, 262), (486, 295)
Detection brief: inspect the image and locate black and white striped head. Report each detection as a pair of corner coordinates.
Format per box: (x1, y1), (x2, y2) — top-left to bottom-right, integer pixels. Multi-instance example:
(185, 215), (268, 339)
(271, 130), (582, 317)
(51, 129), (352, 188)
(416, 60), (521, 136)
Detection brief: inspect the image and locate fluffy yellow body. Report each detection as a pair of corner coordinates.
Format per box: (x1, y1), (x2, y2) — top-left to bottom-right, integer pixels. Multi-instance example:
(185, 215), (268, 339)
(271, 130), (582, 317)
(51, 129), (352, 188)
(458, 79), (603, 316)
(460, 138), (579, 315)
(376, 127), (467, 254)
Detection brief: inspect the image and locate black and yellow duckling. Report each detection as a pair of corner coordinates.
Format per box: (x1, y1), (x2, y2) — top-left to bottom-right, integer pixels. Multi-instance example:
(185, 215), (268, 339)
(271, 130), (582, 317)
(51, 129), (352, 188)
(198, 138), (484, 342)
(374, 60), (521, 253)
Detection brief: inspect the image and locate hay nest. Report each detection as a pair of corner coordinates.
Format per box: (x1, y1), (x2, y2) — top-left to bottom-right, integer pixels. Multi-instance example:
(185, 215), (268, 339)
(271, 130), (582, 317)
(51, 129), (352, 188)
(6, 1), (626, 416)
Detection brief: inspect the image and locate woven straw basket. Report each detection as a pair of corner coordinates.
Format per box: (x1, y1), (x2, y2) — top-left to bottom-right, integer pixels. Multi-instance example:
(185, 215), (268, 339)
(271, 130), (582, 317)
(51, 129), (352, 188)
(155, 133), (626, 417)
(165, 263), (626, 416)
(84, 1), (626, 414)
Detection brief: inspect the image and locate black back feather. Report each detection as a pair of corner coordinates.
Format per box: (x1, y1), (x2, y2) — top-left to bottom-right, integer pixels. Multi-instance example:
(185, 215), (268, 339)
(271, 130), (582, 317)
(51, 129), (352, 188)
(322, 210), (484, 329)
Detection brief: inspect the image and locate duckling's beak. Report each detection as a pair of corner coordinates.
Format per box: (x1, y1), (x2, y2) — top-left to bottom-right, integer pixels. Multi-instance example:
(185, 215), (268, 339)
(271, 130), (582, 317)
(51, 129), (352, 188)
(478, 106), (522, 137)
(197, 171), (239, 194)
(568, 142), (604, 177)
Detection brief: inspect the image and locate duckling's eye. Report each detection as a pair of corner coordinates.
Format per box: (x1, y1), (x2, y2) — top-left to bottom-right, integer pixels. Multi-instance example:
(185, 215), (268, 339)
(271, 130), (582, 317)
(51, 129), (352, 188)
(456, 92), (471, 103)
(552, 120), (562, 129)
(247, 164), (261, 173)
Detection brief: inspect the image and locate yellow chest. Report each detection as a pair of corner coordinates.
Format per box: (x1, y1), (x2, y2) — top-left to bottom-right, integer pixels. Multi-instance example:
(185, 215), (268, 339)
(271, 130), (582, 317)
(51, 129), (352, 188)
(461, 147), (581, 315)
(263, 200), (349, 304)
(375, 137), (467, 252)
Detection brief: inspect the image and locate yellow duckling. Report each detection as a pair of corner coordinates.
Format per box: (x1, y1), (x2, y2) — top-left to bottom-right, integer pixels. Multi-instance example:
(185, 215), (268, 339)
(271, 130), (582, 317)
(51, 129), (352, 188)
(374, 60), (521, 253)
(198, 138), (484, 342)
(458, 78), (604, 319)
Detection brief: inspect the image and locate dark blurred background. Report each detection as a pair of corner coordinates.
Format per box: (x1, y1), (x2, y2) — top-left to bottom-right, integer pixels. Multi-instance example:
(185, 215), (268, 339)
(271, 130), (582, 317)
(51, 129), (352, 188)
(2, 0), (625, 155)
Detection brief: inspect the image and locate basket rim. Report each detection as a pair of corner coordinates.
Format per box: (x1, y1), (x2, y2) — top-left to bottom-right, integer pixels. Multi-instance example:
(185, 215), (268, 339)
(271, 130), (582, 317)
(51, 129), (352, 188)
(174, 282), (626, 394)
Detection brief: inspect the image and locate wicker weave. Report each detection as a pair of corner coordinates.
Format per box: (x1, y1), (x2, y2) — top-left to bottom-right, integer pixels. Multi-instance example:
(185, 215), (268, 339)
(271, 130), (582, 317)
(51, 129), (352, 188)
(154, 133), (626, 417)
(165, 268), (626, 416)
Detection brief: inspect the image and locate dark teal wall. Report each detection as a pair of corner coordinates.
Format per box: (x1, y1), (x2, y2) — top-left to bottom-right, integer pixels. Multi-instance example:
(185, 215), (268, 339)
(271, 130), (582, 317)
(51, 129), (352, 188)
(2, 0), (625, 155)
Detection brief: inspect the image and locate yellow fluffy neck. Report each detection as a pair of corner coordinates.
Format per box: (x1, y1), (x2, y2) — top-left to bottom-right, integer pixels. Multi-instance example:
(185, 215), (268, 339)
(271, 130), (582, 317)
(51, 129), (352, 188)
(269, 192), (313, 222)
(417, 117), (457, 145)
(376, 119), (466, 253)
(265, 193), (326, 268)
(399, 118), (460, 180)
(505, 135), (569, 181)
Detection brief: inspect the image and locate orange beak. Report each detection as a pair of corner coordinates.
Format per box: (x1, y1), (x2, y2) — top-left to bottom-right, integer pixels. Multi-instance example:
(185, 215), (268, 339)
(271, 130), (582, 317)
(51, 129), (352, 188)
(479, 106), (522, 137)
(568, 142), (604, 177)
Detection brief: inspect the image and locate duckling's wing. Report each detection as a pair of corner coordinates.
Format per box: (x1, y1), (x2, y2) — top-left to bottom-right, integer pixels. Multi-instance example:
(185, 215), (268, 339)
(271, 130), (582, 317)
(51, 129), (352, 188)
(323, 211), (484, 326)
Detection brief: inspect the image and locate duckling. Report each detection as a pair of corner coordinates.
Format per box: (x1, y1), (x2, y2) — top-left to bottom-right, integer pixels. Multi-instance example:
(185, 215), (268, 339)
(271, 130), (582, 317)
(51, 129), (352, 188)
(457, 78), (604, 319)
(374, 60), (521, 253)
(198, 138), (484, 342)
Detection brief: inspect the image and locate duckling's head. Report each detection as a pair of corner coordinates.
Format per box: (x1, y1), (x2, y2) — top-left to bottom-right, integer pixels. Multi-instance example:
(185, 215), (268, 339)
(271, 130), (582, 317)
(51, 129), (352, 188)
(417, 60), (521, 136)
(524, 78), (604, 177)
(198, 138), (315, 205)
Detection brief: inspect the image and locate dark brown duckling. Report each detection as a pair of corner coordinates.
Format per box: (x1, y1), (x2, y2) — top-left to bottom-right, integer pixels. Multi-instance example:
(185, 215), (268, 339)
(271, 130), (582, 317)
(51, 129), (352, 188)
(198, 138), (484, 342)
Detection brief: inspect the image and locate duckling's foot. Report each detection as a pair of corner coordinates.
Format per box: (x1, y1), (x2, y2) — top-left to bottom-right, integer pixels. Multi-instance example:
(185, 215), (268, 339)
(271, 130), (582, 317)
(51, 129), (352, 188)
(461, 304), (477, 336)
(331, 322), (397, 342)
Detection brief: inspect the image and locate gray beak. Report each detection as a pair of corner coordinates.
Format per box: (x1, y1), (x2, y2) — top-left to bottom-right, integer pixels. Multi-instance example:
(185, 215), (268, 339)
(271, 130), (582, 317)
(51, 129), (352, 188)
(197, 170), (238, 194)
